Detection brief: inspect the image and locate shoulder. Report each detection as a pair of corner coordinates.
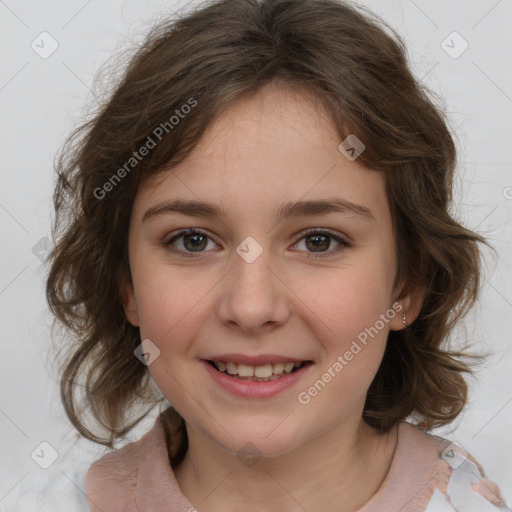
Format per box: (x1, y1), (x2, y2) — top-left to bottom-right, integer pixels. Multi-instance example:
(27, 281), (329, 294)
(85, 437), (141, 512)
(85, 412), (179, 512)
(86, 411), (192, 512)
(398, 422), (508, 511)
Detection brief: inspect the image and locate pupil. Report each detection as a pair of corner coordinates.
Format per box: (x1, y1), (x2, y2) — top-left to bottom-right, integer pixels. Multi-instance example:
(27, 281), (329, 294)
(185, 233), (330, 253)
(307, 234), (329, 251)
(185, 234), (206, 251)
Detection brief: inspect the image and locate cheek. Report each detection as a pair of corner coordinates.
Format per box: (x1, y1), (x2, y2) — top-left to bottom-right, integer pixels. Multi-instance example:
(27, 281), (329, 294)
(308, 262), (394, 337)
(303, 257), (395, 385)
(299, 273), (392, 412)
(131, 263), (215, 348)
(132, 272), (207, 396)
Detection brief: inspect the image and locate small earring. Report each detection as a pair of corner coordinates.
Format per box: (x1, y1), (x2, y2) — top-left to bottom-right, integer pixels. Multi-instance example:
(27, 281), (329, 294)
(402, 312), (407, 327)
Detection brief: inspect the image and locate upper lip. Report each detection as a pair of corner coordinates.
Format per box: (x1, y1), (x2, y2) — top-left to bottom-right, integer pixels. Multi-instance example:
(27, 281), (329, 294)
(203, 353), (310, 365)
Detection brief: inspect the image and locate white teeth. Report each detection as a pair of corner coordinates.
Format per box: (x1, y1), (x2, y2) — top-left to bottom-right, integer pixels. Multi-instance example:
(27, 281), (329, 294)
(213, 360), (305, 378)
(237, 363), (254, 377)
(226, 362), (237, 375)
(254, 364), (273, 378)
(283, 362), (295, 373)
(272, 363), (284, 374)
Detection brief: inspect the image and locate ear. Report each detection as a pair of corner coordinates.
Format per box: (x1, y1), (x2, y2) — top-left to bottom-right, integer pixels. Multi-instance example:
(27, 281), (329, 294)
(120, 280), (140, 327)
(388, 281), (426, 331)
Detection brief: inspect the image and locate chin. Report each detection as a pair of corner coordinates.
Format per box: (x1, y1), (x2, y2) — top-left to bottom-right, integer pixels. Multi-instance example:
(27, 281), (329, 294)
(208, 419), (306, 459)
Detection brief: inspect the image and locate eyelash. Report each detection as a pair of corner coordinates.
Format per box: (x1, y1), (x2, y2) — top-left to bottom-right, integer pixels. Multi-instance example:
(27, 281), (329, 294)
(163, 228), (351, 260)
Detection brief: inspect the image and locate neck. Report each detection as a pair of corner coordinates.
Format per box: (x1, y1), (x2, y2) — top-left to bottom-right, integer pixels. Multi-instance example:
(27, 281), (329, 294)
(173, 417), (398, 512)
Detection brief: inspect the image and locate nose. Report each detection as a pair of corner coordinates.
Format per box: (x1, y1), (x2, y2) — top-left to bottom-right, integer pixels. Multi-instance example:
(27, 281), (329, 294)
(216, 242), (292, 335)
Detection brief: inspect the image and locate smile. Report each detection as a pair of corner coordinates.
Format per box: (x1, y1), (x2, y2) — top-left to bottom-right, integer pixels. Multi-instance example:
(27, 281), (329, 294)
(208, 360), (304, 381)
(201, 359), (314, 398)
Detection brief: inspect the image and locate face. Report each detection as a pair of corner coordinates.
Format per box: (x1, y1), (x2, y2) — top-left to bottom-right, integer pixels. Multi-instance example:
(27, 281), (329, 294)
(123, 83), (414, 458)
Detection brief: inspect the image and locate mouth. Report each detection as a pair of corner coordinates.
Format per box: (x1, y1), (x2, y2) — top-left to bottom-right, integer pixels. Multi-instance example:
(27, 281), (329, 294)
(205, 359), (312, 382)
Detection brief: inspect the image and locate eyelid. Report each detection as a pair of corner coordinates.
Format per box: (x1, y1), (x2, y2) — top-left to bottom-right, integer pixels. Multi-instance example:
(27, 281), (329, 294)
(163, 227), (214, 245)
(163, 228), (218, 252)
(293, 228), (351, 258)
(300, 227), (351, 245)
(163, 227), (351, 258)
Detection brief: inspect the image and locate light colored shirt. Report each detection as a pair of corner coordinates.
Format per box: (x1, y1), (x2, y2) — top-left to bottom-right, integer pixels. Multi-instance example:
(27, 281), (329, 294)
(86, 413), (508, 511)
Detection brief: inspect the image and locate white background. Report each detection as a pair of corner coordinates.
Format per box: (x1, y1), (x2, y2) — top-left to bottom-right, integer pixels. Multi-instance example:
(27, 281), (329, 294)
(1, 0), (511, 510)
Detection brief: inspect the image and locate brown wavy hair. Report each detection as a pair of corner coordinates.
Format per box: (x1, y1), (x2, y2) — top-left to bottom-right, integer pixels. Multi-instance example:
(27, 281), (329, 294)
(46, 0), (488, 465)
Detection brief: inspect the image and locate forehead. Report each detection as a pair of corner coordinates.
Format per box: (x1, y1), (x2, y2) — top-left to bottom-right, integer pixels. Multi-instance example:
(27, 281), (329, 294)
(186, 83), (340, 167)
(132, 84), (389, 226)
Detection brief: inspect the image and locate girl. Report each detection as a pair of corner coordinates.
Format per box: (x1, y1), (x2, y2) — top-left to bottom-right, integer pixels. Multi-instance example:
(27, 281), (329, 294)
(46, 0), (509, 510)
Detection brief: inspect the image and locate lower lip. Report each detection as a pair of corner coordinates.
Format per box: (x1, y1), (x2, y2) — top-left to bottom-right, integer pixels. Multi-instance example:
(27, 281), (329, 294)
(201, 360), (313, 399)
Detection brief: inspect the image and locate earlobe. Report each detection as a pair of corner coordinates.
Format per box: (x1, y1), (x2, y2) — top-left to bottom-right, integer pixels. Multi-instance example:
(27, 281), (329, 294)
(121, 281), (140, 327)
(389, 285), (426, 331)
(388, 301), (407, 331)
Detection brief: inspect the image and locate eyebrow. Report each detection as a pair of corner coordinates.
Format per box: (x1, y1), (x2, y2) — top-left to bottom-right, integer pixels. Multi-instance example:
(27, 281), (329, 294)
(141, 197), (374, 223)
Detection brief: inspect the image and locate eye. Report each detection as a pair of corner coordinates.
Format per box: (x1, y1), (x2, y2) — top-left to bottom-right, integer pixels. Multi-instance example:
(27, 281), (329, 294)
(163, 228), (350, 259)
(293, 228), (350, 259)
(164, 229), (218, 258)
